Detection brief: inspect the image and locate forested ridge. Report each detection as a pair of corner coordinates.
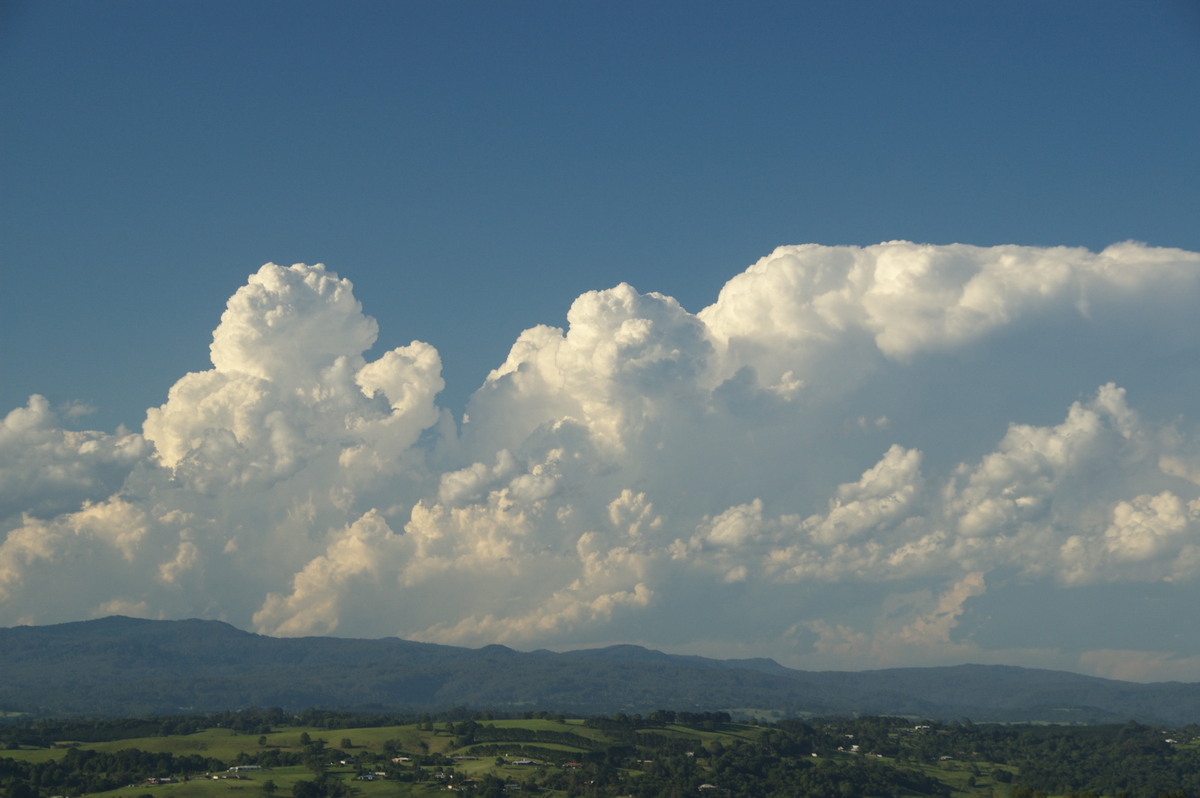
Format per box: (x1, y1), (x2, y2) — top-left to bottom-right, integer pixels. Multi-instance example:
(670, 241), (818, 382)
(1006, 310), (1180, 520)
(5, 618), (1200, 724)
(3, 708), (1200, 797)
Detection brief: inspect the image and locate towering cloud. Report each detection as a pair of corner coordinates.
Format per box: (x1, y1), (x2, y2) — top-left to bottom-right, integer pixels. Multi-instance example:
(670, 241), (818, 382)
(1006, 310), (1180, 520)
(144, 263), (443, 484)
(3, 243), (1200, 680)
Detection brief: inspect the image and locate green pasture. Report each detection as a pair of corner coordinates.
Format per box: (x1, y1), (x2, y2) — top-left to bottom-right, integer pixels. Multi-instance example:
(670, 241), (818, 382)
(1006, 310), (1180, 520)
(655, 722), (762, 744)
(267, 724), (449, 755)
(0, 724), (454, 765)
(83, 766), (396, 798)
(1, 717), (1038, 798)
(0, 728), (327, 764)
(84, 763), (559, 798)
(460, 742), (589, 760)
(0, 721), (610, 798)
(862, 751), (1019, 798)
(0, 746), (65, 764)
(476, 717), (606, 737)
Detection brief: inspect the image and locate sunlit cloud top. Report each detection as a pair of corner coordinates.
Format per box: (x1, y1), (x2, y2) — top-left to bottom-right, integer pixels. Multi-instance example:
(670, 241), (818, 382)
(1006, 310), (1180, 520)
(4, 241), (1200, 682)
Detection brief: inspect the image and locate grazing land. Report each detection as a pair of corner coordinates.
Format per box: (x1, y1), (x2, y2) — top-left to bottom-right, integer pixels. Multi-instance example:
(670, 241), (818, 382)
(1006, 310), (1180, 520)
(3, 709), (1200, 797)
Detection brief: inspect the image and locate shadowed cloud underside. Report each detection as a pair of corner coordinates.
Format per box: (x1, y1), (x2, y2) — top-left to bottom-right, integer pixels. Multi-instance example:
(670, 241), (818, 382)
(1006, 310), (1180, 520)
(4, 241), (1200, 681)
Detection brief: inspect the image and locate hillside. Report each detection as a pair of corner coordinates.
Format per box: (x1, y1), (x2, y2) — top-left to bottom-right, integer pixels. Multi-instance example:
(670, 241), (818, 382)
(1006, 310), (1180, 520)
(2, 617), (1200, 723)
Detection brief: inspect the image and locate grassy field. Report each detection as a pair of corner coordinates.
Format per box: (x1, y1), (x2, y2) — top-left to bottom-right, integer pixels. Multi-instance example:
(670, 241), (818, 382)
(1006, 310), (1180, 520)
(0, 717), (1084, 798)
(0, 724), (468, 764)
(3, 727), (332, 764)
(82, 766), (435, 798)
(2, 717), (753, 761)
(0, 719), (766, 798)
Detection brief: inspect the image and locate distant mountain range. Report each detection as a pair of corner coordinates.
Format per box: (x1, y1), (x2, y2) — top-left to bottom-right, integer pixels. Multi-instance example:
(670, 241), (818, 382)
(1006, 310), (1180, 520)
(3, 616), (1200, 724)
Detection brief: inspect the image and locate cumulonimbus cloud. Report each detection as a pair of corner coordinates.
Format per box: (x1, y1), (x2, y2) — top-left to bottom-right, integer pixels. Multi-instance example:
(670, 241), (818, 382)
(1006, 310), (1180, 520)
(3, 242), (1200, 679)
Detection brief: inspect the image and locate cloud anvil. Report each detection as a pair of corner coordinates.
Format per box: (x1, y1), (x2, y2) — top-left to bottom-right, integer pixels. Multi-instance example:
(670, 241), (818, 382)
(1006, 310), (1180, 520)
(4, 242), (1200, 681)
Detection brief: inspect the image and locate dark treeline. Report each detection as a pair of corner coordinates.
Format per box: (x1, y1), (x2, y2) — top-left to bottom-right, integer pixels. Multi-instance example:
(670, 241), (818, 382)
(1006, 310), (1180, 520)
(0, 747), (222, 798)
(912, 719), (1200, 797)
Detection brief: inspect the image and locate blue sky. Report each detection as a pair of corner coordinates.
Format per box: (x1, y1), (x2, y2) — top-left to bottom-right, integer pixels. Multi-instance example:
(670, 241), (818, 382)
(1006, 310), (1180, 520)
(3, 2), (1200, 681)
(4, 1), (1198, 427)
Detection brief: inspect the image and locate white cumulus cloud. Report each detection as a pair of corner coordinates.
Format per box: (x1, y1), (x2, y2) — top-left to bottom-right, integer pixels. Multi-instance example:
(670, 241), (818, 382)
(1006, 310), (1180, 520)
(4, 242), (1200, 680)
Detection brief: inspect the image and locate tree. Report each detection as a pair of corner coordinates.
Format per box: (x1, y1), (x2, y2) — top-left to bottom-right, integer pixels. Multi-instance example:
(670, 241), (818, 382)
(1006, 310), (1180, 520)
(292, 781), (321, 798)
(302, 754), (327, 776)
(8, 784), (36, 798)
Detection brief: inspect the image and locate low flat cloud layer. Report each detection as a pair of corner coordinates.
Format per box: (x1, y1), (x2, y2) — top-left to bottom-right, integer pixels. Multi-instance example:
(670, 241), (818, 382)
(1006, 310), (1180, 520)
(5, 242), (1200, 681)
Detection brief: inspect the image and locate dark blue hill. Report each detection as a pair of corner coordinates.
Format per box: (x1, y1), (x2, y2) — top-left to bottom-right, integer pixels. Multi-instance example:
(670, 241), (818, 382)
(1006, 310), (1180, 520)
(2, 617), (1199, 724)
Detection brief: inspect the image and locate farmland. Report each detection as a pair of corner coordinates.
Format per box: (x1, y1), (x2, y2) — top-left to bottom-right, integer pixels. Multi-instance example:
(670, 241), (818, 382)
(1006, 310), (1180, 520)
(3, 709), (1200, 797)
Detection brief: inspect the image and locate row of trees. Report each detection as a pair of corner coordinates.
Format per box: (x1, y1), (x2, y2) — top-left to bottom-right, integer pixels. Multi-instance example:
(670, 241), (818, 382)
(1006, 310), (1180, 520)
(0, 747), (222, 797)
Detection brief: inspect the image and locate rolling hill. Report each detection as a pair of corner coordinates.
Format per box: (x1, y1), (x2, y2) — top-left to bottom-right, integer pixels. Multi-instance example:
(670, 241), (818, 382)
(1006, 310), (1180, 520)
(2, 616), (1199, 724)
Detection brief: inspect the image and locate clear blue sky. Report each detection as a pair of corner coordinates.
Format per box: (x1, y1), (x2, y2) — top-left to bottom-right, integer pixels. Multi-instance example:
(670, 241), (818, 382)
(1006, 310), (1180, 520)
(3, 0), (1198, 429)
(3, 2), (1200, 680)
